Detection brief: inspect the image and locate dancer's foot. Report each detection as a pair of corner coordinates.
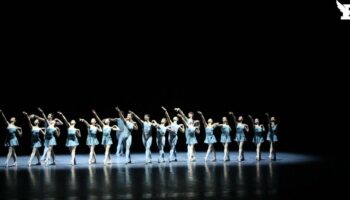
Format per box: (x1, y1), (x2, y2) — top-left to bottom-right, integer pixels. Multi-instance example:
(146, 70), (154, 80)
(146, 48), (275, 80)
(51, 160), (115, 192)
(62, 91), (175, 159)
(125, 160), (131, 164)
(8, 162), (17, 167)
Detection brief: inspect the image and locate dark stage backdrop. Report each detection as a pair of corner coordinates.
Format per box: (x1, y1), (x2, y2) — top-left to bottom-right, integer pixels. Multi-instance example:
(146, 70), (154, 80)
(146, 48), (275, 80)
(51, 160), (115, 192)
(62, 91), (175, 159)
(0, 67), (338, 158)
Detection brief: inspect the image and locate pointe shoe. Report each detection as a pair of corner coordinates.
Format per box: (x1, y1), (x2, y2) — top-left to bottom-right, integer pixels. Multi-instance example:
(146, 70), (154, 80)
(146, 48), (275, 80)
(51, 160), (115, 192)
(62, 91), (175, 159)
(125, 160), (131, 164)
(146, 160), (152, 164)
(35, 162), (41, 166)
(211, 158), (216, 162)
(28, 161), (32, 166)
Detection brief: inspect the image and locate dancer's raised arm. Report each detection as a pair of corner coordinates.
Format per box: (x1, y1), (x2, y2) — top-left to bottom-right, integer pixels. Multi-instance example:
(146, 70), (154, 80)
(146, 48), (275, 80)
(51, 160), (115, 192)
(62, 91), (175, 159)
(0, 109), (9, 125)
(57, 111), (70, 127)
(175, 107), (188, 121)
(79, 118), (90, 127)
(228, 112), (237, 127)
(92, 110), (104, 127)
(162, 106), (172, 124)
(129, 111), (143, 124)
(197, 111), (207, 127)
(23, 111), (33, 129)
(38, 107), (49, 123)
(177, 114), (188, 128)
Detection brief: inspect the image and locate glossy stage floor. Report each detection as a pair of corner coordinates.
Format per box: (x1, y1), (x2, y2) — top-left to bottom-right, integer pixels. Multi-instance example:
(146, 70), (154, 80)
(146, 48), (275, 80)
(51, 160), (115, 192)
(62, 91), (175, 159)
(0, 152), (336, 199)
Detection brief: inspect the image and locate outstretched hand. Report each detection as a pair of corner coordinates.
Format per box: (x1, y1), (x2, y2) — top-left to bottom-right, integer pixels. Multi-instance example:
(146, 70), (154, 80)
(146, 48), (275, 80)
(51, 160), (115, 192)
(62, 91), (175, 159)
(161, 106), (166, 111)
(38, 107), (43, 112)
(228, 112), (234, 115)
(23, 111), (28, 115)
(57, 111), (62, 115)
(197, 111), (202, 115)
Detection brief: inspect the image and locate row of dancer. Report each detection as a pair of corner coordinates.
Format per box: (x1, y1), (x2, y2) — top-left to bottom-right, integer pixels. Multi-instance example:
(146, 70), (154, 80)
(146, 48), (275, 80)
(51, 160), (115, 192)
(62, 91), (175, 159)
(0, 107), (278, 167)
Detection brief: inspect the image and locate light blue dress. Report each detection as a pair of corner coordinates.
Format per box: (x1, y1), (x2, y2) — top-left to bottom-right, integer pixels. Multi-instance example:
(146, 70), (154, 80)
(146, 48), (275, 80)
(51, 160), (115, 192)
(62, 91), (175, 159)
(204, 126), (217, 144)
(66, 127), (79, 147)
(101, 126), (113, 145)
(86, 125), (99, 145)
(5, 124), (19, 147)
(186, 125), (198, 145)
(31, 126), (42, 148)
(235, 123), (247, 142)
(267, 124), (278, 142)
(252, 125), (264, 144)
(220, 124), (231, 143)
(44, 125), (57, 147)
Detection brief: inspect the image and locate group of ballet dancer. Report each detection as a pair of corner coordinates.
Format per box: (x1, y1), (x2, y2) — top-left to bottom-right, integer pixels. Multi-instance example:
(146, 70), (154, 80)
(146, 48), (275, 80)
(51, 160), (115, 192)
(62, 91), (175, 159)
(0, 107), (278, 167)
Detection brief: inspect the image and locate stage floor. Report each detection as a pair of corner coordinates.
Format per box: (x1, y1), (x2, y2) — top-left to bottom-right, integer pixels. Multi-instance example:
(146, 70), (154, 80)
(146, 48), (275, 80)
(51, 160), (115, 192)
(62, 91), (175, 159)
(0, 152), (339, 199)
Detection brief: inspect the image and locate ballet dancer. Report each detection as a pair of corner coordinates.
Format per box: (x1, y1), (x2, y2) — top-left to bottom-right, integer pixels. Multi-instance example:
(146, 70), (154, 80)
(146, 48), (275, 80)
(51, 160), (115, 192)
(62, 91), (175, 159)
(23, 111), (45, 166)
(34, 108), (62, 166)
(152, 118), (170, 163)
(217, 115), (232, 161)
(177, 114), (200, 162)
(249, 115), (265, 161)
(229, 112), (249, 161)
(129, 111), (154, 163)
(0, 110), (22, 167)
(109, 111), (126, 157)
(114, 107), (138, 164)
(58, 111), (81, 165)
(162, 106), (184, 162)
(197, 111), (219, 162)
(32, 108), (63, 162)
(175, 107), (195, 159)
(92, 110), (119, 165)
(79, 116), (102, 164)
(266, 113), (278, 161)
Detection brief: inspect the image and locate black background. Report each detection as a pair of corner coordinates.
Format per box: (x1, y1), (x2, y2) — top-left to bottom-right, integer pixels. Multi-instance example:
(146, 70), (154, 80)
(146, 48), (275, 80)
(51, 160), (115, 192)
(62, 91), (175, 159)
(0, 2), (347, 160)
